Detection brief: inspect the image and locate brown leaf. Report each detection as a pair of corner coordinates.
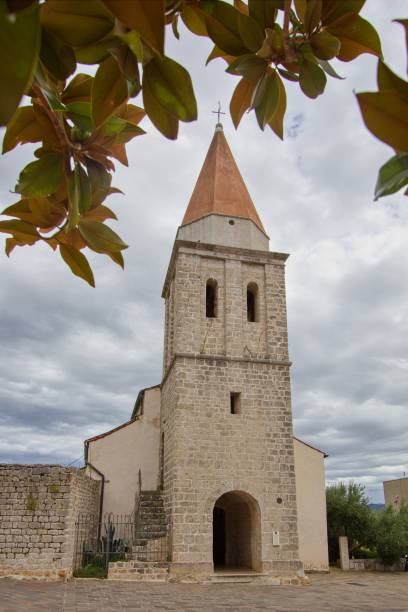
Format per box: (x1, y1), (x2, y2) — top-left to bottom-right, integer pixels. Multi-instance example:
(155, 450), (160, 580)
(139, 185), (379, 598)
(356, 91), (408, 152)
(230, 78), (257, 129)
(327, 14), (382, 62)
(2, 106), (42, 153)
(92, 55), (128, 127)
(59, 243), (95, 287)
(103, 0), (165, 55)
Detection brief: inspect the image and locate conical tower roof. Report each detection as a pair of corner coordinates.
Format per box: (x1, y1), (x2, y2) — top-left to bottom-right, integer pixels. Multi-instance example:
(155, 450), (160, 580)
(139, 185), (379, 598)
(181, 124), (265, 233)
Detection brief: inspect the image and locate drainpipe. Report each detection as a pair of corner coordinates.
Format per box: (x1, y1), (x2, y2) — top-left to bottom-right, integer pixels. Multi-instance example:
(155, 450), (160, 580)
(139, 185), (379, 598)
(84, 440), (105, 539)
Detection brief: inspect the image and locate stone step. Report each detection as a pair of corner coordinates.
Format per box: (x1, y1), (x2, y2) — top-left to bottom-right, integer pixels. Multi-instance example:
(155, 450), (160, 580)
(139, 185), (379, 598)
(139, 512), (166, 520)
(137, 525), (167, 533)
(207, 572), (271, 584)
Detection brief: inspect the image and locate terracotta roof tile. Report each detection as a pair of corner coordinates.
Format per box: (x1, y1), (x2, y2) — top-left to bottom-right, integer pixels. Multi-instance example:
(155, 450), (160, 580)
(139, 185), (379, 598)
(182, 125), (265, 232)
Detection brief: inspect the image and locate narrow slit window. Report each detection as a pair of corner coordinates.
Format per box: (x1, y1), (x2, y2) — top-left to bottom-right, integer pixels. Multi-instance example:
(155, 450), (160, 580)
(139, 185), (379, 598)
(206, 279), (217, 318)
(247, 283), (258, 322)
(230, 392), (241, 415)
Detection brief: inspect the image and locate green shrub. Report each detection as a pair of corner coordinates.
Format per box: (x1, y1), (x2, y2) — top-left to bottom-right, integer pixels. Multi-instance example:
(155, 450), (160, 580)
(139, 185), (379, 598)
(374, 506), (408, 565)
(73, 564), (107, 579)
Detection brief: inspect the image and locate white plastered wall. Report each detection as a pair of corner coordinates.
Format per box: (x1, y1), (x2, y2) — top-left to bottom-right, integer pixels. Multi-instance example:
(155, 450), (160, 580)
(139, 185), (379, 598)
(86, 387), (161, 516)
(294, 438), (329, 572)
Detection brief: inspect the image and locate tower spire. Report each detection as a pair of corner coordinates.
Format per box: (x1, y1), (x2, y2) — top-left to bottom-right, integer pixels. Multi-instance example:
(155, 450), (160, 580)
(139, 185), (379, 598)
(212, 101), (226, 131)
(181, 124), (265, 233)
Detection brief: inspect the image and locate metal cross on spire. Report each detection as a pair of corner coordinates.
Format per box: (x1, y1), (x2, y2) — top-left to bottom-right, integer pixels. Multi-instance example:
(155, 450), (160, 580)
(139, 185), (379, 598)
(212, 101), (226, 125)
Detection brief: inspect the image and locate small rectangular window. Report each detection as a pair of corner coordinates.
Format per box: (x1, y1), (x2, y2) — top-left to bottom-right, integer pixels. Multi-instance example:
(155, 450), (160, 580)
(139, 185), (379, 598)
(230, 392), (241, 415)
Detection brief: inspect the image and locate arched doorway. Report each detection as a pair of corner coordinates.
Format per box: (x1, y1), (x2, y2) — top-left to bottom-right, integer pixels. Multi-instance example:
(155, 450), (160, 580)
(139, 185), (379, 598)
(212, 491), (261, 571)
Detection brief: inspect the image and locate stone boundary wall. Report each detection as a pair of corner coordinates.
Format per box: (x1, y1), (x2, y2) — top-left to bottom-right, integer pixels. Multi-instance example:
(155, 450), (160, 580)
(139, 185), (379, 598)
(0, 464), (100, 580)
(349, 558), (406, 572)
(108, 561), (169, 581)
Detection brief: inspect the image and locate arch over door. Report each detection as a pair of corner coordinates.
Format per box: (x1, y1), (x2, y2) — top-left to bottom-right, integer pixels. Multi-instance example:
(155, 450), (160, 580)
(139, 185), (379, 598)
(212, 490), (261, 571)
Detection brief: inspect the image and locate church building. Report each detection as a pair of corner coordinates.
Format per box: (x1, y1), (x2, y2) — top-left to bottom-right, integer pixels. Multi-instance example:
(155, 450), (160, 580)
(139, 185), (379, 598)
(85, 123), (329, 581)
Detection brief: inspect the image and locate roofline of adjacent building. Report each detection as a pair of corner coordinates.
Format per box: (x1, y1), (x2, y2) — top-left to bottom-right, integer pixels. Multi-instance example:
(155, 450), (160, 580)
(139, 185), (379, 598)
(84, 384), (161, 447)
(131, 383), (161, 420)
(293, 436), (329, 458)
(383, 476), (408, 483)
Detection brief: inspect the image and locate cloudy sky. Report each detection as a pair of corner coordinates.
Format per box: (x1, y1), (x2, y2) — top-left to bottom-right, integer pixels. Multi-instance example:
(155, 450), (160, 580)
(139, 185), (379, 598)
(1, 2), (407, 503)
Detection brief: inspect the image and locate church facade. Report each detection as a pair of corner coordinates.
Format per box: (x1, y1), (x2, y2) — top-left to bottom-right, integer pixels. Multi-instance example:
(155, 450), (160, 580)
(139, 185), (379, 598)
(85, 124), (329, 580)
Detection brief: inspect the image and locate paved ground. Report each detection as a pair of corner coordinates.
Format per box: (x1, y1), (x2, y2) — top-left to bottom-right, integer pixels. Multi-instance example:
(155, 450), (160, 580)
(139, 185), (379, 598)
(0, 570), (407, 611)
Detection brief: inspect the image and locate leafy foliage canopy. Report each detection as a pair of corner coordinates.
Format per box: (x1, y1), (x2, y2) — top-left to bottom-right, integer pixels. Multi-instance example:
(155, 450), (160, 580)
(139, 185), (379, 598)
(0, 0), (405, 285)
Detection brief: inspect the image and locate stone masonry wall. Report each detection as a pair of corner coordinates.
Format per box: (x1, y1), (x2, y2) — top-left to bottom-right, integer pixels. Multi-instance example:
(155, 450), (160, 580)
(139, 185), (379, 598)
(0, 465), (100, 580)
(161, 242), (300, 578)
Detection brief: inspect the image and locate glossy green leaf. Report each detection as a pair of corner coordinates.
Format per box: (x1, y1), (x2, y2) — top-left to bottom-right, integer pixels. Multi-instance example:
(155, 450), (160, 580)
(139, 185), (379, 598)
(268, 72), (286, 139)
(66, 101), (94, 132)
(86, 158), (112, 193)
(206, 45), (232, 65)
(318, 59), (344, 80)
(0, 1), (40, 125)
(181, 4), (208, 37)
(107, 250), (124, 268)
(304, 0), (322, 35)
(202, 0), (248, 56)
(62, 74), (93, 104)
(253, 71), (280, 130)
(41, 0), (114, 47)
(111, 45), (141, 99)
(356, 91), (408, 152)
(394, 19), (408, 69)
(79, 219), (128, 253)
(248, 0), (278, 30)
(60, 243), (95, 286)
(278, 68), (299, 82)
(327, 14), (382, 62)
(103, 0), (165, 55)
(299, 60), (326, 98)
(227, 55), (267, 81)
(294, 0), (307, 22)
(67, 162), (92, 230)
(143, 56), (197, 123)
(92, 55), (128, 127)
(322, 0), (365, 26)
(230, 77), (257, 129)
(74, 34), (119, 64)
(237, 12), (264, 53)
(123, 30), (144, 62)
(310, 31), (341, 60)
(83, 204), (117, 222)
(142, 73), (178, 140)
(374, 154), (408, 200)
(15, 153), (63, 197)
(67, 166), (80, 230)
(40, 28), (76, 81)
(377, 61), (408, 98)
(2, 106), (42, 153)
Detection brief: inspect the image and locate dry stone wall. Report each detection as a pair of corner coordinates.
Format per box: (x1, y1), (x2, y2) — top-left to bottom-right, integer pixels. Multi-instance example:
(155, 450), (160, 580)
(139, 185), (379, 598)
(0, 464), (100, 580)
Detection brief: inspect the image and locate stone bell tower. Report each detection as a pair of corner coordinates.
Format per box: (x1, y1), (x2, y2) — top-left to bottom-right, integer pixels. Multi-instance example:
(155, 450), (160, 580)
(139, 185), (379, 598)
(160, 122), (302, 580)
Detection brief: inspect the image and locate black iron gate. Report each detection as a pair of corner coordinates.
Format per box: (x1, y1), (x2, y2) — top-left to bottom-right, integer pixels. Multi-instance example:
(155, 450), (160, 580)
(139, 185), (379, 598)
(73, 512), (168, 577)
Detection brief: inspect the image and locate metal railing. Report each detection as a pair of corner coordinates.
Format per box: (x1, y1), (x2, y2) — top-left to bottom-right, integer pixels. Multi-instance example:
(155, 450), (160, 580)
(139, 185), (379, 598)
(73, 508), (168, 575)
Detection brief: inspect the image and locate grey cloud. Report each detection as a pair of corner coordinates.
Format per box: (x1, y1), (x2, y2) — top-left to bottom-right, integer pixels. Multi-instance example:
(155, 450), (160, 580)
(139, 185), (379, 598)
(0, 1), (407, 502)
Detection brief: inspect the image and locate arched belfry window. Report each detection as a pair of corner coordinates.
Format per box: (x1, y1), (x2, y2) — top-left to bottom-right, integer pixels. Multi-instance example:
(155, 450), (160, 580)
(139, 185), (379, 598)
(247, 283), (258, 322)
(206, 279), (218, 318)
